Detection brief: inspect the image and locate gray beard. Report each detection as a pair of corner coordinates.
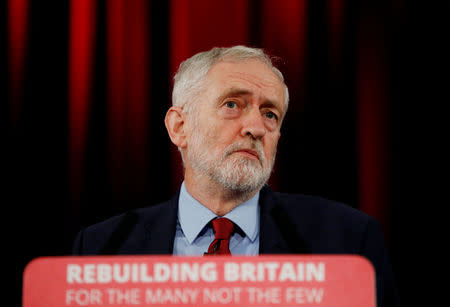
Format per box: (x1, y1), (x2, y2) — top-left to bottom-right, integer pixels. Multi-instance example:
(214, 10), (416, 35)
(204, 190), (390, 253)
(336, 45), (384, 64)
(186, 129), (275, 196)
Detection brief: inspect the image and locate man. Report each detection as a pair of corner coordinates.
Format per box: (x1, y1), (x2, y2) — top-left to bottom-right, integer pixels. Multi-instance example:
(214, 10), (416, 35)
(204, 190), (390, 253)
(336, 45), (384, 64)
(73, 46), (399, 306)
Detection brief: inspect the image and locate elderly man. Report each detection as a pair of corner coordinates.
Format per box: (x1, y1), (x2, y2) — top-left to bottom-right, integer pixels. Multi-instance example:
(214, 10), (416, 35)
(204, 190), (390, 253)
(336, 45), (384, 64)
(73, 46), (399, 306)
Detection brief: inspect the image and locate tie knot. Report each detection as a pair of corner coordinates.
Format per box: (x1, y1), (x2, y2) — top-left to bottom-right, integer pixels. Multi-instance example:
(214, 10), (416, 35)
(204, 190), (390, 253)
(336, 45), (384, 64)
(212, 218), (234, 239)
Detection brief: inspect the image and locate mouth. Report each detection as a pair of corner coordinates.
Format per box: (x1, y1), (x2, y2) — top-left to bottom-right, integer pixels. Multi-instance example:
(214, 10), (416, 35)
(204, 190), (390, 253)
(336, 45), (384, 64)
(234, 149), (260, 160)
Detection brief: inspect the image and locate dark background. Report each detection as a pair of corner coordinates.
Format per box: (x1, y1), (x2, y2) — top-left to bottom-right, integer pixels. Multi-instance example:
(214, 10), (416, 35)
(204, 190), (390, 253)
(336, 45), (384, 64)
(3, 0), (448, 306)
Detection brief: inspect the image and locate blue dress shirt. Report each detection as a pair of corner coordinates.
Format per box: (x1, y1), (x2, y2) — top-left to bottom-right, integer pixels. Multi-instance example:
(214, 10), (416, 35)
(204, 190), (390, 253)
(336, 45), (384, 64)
(173, 182), (260, 256)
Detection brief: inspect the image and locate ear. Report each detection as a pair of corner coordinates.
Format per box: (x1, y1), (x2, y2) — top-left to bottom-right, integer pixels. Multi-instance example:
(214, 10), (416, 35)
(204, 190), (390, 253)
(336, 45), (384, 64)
(164, 106), (187, 148)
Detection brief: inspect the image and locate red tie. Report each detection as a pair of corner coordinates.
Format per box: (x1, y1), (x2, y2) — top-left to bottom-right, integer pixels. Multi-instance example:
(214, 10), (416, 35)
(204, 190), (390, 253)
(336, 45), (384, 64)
(205, 218), (234, 255)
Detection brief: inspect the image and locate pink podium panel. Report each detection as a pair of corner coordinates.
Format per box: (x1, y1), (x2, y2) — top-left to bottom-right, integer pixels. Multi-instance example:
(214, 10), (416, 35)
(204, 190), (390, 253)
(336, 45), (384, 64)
(23, 255), (375, 306)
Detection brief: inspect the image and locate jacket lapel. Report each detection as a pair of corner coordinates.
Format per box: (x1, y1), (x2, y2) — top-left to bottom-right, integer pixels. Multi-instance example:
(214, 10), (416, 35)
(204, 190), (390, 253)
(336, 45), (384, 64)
(141, 191), (179, 255)
(259, 186), (311, 255)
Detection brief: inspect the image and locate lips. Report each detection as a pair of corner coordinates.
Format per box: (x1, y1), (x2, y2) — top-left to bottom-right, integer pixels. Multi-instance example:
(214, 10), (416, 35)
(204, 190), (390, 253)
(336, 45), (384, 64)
(234, 148), (259, 160)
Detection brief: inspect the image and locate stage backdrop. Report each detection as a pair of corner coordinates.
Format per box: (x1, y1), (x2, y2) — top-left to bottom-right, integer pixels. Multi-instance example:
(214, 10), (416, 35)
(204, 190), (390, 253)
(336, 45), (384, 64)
(3, 0), (449, 306)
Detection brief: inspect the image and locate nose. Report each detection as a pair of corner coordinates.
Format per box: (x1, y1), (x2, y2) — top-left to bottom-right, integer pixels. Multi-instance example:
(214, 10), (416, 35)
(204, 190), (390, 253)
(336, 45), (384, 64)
(241, 109), (266, 139)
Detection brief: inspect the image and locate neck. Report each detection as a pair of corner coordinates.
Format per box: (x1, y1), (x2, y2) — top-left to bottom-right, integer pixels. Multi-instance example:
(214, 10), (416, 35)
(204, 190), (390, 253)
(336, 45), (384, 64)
(184, 169), (258, 216)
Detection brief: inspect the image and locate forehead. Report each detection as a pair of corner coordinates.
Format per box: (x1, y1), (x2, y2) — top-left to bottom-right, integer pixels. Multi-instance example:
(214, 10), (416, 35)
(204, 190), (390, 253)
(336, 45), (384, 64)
(204, 60), (286, 107)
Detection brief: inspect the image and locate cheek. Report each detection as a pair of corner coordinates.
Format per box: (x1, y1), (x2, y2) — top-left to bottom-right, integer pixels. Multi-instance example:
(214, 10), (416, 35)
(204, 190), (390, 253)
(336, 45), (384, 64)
(189, 113), (215, 140)
(201, 123), (231, 153)
(264, 134), (280, 158)
(212, 122), (239, 142)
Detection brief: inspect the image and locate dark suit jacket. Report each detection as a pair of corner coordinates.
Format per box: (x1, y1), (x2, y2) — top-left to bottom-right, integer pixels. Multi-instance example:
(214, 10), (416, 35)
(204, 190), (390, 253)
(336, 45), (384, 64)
(73, 186), (399, 307)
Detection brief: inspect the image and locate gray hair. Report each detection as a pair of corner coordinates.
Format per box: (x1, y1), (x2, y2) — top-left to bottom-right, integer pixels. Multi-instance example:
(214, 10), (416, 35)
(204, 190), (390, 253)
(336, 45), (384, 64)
(172, 45), (289, 116)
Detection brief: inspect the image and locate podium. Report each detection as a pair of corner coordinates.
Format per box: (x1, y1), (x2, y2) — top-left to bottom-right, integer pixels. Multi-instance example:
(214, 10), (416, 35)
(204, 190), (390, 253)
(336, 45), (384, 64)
(23, 255), (375, 306)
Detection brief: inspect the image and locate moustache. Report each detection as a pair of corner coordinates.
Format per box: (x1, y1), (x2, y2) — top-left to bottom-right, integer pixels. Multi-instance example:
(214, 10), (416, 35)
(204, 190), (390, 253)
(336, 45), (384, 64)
(222, 141), (266, 166)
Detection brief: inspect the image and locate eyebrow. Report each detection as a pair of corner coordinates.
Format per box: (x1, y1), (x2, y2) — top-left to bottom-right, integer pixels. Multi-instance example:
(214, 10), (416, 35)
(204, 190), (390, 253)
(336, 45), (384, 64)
(216, 87), (252, 103)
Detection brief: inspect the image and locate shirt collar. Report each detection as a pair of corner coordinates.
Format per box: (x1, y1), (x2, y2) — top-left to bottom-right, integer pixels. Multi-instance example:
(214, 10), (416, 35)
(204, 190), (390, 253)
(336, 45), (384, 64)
(178, 182), (260, 244)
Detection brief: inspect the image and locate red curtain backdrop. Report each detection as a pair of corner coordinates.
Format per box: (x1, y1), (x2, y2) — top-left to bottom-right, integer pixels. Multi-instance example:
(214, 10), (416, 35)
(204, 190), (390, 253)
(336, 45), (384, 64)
(68, 0), (96, 203)
(5, 1), (448, 306)
(356, 9), (390, 234)
(107, 0), (150, 206)
(7, 0), (28, 126)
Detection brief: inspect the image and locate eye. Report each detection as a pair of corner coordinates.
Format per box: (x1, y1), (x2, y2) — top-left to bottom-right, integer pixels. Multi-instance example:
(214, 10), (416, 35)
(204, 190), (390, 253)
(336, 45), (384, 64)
(225, 101), (237, 109)
(265, 111), (278, 120)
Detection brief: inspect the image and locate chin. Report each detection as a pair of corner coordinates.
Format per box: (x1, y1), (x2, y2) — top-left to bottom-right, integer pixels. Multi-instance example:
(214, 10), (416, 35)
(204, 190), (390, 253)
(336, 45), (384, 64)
(218, 175), (268, 195)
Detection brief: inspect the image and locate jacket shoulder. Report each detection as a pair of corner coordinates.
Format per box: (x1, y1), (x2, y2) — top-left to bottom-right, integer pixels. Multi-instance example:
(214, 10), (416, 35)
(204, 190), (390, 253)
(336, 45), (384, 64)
(72, 198), (177, 255)
(262, 188), (376, 253)
(272, 190), (372, 224)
